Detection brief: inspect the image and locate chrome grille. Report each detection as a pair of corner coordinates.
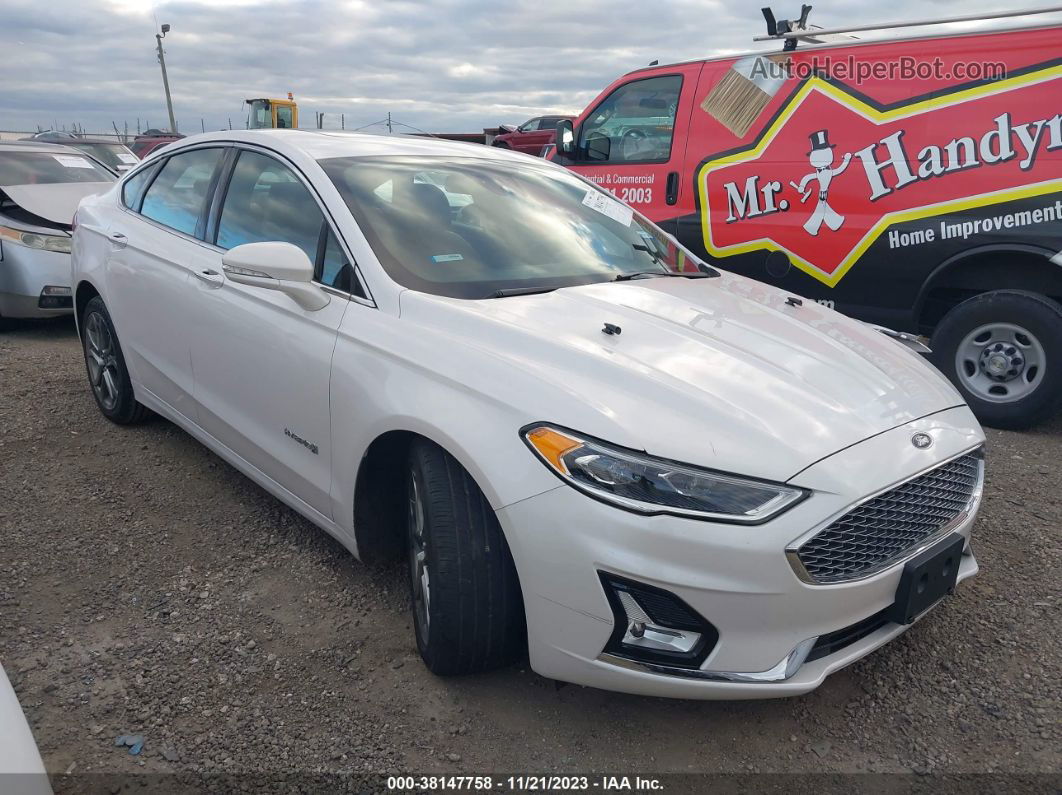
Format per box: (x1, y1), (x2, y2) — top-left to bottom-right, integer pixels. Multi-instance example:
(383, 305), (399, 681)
(793, 452), (982, 584)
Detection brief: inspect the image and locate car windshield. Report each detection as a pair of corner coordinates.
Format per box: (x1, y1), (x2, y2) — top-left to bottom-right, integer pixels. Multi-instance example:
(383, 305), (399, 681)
(319, 155), (701, 299)
(70, 143), (138, 172)
(0, 151), (116, 186)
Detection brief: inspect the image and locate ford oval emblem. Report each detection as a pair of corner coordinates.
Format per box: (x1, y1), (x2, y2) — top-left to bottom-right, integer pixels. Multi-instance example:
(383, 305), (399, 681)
(911, 433), (933, 450)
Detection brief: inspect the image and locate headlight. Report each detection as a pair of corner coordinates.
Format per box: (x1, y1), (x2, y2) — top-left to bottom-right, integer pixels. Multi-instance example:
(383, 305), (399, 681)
(522, 425), (807, 523)
(0, 226), (72, 253)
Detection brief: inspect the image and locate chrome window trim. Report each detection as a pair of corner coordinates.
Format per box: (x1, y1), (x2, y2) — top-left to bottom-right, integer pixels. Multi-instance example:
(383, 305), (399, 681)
(114, 139), (378, 309)
(785, 445), (985, 585)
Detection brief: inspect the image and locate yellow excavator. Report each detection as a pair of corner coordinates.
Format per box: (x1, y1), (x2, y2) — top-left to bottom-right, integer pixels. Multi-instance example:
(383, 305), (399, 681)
(246, 93), (299, 129)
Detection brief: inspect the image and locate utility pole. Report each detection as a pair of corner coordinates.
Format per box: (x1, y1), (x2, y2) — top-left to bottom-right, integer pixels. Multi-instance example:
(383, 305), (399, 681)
(155, 23), (177, 133)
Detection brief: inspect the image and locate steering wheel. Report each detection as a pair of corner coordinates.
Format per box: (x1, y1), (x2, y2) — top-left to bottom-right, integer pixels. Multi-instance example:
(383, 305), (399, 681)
(621, 128), (651, 161)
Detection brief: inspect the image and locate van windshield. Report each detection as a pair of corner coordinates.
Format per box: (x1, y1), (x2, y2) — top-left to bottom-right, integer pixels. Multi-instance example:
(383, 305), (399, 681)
(319, 155), (702, 299)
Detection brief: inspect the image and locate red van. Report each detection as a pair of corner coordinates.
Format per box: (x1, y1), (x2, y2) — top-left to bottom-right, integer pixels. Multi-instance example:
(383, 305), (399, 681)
(553, 10), (1062, 428)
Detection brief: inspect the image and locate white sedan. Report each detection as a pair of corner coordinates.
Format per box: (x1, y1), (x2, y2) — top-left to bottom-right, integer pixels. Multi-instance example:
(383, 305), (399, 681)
(0, 665), (51, 794)
(72, 130), (985, 699)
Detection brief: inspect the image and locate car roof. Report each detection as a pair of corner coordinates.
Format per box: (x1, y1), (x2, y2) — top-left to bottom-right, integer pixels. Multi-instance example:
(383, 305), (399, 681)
(164, 129), (543, 164)
(0, 140), (94, 155)
(46, 136), (130, 147)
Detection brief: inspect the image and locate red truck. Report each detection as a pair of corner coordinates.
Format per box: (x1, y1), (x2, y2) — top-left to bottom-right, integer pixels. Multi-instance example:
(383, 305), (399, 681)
(553, 7), (1062, 428)
(493, 115), (575, 156)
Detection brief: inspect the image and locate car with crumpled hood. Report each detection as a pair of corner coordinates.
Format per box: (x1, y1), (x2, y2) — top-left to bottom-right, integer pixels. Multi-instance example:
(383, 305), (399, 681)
(0, 141), (115, 325)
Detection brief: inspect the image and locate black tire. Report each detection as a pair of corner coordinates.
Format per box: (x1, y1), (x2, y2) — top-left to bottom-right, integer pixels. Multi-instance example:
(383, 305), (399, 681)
(491, 141), (510, 149)
(930, 290), (1062, 430)
(406, 439), (524, 675)
(81, 296), (150, 425)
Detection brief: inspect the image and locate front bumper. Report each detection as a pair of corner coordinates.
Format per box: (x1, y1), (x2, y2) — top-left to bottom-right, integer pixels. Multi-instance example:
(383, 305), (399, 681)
(0, 243), (73, 319)
(498, 406), (984, 699)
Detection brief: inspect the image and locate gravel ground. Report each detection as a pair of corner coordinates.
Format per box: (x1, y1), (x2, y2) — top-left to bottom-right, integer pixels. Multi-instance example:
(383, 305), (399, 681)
(1, 318), (1059, 788)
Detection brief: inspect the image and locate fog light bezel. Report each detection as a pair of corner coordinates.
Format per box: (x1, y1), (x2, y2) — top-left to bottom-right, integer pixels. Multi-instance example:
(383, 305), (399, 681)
(598, 572), (718, 669)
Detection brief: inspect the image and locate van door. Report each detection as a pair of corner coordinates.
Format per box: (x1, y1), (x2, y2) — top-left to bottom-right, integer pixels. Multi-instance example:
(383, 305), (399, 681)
(563, 64), (702, 235)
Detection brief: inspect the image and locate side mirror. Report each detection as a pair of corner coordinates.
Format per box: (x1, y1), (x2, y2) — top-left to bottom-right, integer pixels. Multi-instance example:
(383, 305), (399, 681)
(585, 131), (610, 162)
(555, 119), (575, 157)
(221, 241), (329, 311)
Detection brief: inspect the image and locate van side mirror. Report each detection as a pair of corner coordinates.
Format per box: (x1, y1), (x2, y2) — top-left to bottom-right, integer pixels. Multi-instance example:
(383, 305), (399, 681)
(555, 119), (575, 157)
(221, 241), (330, 311)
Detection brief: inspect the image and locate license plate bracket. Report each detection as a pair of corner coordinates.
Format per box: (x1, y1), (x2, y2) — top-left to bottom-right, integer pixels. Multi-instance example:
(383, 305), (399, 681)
(887, 533), (965, 625)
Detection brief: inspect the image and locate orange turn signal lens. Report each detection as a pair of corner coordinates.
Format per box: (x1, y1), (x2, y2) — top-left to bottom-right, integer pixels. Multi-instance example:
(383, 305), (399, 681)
(524, 426), (583, 474)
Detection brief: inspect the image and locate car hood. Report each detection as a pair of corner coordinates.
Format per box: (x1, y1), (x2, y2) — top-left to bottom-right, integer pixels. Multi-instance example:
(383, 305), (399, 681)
(404, 272), (966, 482)
(0, 182), (113, 226)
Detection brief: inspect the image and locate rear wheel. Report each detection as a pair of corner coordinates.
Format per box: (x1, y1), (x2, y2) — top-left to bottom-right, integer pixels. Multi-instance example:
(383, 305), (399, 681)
(406, 439), (524, 675)
(81, 296), (150, 425)
(930, 290), (1062, 429)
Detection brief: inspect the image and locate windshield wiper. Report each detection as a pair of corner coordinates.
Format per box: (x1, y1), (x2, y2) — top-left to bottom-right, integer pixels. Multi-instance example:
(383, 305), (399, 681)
(612, 269), (716, 282)
(487, 286), (561, 298)
(632, 243), (663, 263)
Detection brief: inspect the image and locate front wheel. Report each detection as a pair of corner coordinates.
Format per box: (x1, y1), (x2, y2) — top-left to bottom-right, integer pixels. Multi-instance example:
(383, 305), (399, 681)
(406, 440), (524, 675)
(930, 290), (1062, 429)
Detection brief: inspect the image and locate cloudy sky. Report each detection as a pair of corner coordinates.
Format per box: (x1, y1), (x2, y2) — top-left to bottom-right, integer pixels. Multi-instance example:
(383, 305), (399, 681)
(1, 0), (1059, 136)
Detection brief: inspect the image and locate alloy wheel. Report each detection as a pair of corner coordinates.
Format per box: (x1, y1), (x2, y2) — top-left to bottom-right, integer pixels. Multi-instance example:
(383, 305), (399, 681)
(408, 469), (431, 645)
(85, 312), (120, 412)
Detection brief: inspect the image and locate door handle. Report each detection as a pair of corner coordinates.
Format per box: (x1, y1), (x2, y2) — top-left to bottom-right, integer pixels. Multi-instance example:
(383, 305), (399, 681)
(665, 171), (680, 206)
(194, 268), (224, 287)
(108, 232), (128, 249)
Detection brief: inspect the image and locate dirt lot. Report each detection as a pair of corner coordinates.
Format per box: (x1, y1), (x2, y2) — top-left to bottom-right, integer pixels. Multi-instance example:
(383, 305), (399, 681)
(1, 318), (1059, 788)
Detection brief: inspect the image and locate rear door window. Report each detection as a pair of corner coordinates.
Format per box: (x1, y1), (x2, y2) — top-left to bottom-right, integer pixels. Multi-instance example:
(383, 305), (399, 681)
(121, 166), (156, 211)
(139, 148), (224, 237)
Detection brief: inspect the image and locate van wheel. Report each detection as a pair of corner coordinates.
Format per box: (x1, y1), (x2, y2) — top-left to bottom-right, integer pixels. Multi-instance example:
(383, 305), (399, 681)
(930, 290), (1062, 430)
(406, 439), (524, 675)
(81, 296), (150, 425)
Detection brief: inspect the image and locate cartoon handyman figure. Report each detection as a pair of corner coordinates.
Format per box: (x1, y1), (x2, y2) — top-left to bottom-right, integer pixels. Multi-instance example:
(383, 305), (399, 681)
(791, 130), (852, 236)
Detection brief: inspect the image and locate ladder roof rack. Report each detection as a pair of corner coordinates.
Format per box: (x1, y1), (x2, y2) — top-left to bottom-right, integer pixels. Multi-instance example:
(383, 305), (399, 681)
(755, 5), (1062, 46)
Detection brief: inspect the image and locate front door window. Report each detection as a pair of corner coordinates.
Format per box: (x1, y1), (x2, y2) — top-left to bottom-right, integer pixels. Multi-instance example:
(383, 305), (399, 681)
(578, 75), (682, 164)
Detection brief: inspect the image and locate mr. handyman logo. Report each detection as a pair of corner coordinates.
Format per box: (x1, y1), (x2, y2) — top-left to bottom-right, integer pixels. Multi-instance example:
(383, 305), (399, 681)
(698, 66), (1062, 286)
(792, 129), (853, 236)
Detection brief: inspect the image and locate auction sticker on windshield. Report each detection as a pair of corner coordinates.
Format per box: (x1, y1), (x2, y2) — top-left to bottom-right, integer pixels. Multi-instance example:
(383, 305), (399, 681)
(582, 189), (634, 226)
(53, 155), (95, 169)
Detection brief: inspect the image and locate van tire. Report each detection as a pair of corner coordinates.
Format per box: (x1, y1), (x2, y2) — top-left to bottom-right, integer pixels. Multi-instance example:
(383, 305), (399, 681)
(930, 290), (1062, 430)
(81, 296), (151, 425)
(406, 439), (524, 675)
